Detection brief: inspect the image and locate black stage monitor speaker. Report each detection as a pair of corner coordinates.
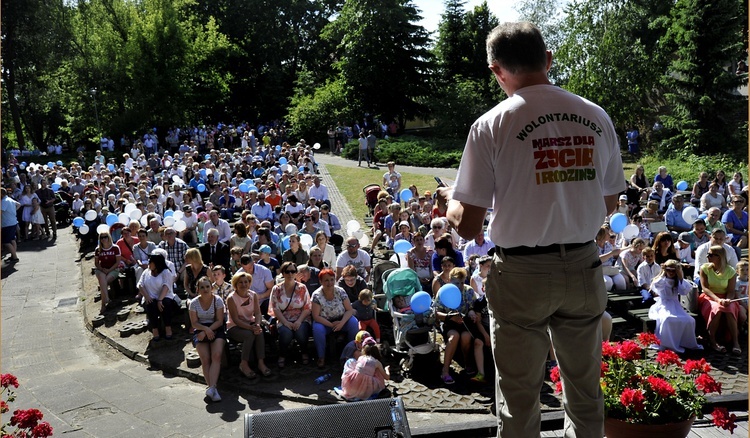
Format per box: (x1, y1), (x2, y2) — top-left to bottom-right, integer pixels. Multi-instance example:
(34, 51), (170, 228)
(244, 397), (411, 438)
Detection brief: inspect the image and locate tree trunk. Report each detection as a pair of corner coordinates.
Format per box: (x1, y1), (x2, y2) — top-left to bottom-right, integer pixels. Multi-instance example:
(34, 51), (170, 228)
(4, 66), (26, 150)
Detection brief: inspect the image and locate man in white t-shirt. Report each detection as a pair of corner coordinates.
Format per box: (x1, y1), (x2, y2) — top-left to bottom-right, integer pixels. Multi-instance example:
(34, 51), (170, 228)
(694, 229), (738, 283)
(438, 23), (623, 437)
(336, 237), (371, 281)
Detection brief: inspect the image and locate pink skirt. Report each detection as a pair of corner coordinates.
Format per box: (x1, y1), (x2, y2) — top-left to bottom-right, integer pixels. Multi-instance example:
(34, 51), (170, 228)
(698, 293), (740, 328)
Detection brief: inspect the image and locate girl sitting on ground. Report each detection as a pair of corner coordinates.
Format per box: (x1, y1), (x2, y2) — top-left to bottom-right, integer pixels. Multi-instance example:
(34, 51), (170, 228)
(340, 340), (390, 401)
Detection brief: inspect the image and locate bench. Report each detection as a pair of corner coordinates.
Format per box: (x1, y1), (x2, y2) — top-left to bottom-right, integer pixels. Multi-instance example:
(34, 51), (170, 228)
(627, 307), (699, 332)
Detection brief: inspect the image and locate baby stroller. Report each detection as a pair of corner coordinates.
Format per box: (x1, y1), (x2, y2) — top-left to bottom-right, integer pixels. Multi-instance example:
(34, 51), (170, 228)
(382, 268), (437, 374)
(55, 192), (72, 226)
(363, 184), (381, 216)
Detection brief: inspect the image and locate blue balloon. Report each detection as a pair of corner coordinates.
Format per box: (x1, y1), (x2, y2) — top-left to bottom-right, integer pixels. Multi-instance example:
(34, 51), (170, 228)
(676, 180), (689, 191)
(276, 145), (281, 151)
(56, 160), (63, 166)
(239, 183), (250, 193)
(243, 179), (253, 186)
(197, 184), (206, 192)
(438, 284), (462, 310)
(609, 213), (628, 234)
(410, 291), (431, 314)
(299, 165), (305, 172)
(163, 210), (174, 218)
(247, 185), (257, 192)
(281, 235), (291, 251)
(698, 213), (707, 220)
(199, 169), (207, 178)
(205, 154), (211, 160)
(47, 162), (54, 168)
(393, 239), (413, 254)
(72, 217), (85, 227)
(107, 164), (115, 172)
(51, 183), (61, 192)
(106, 213), (118, 226)
(400, 189), (413, 203)
(279, 157), (288, 165)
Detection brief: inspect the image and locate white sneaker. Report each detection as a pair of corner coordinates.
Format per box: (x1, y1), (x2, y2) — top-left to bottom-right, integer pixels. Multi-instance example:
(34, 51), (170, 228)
(205, 387), (213, 399)
(209, 386), (221, 402)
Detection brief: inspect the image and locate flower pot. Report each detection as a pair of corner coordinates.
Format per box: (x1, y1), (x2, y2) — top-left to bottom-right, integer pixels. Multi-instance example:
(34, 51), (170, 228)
(605, 416), (695, 438)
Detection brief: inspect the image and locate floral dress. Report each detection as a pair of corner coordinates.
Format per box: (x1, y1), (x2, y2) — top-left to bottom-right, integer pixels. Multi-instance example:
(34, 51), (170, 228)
(341, 355), (385, 400)
(269, 281), (312, 323)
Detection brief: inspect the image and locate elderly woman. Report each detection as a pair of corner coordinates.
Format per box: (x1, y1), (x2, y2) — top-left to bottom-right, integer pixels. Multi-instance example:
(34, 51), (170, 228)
(183, 248), (209, 299)
(227, 272), (272, 378)
(723, 195), (748, 248)
(648, 181), (673, 215)
(189, 276), (226, 402)
(698, 246), (740, 355)
(435, 268), (489, 384)
(95, 231), (122, 313)
(270, 262), (312, 368)
(137, 253), (178, 341)
(311, 268), (359, 368)
(282, 233), (309, 266)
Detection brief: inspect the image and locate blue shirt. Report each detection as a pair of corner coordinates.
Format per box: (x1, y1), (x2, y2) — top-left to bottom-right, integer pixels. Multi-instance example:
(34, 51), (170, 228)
(251, 202), (273, 221)
(1, 196), (19, 227)
(665, 204), (691, 230)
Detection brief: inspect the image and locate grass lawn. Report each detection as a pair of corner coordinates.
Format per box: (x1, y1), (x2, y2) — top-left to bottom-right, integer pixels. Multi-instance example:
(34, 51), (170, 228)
(325, 164), (440, 225)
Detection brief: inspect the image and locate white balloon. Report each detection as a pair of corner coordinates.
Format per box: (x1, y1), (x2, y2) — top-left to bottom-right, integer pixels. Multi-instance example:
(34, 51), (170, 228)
(622, 224), (640, 240)
(173, 210), (184, 220)
(54, 177), (63, 184)
(140, 216), (149, 227)
(84, 210), (97, 221)
(285, 224), (298, 235)
(300, 234), (313, 249)
(97, 224), (110, 235)
(163, 217), (175, 227)
(78, 224), (89, 235)
(313, 143), (321, 150)
(352, 229), (364, 240)
(129, 209), (142, 220)
(390, 252), (409, 269)
(124, 203), (137, 214)
(346, 220), (361, 234)
(682, 206), (699, 225)
(173, 220), (187, 232)
(118, 213), (130, 225)
(359, 234), (370, 247)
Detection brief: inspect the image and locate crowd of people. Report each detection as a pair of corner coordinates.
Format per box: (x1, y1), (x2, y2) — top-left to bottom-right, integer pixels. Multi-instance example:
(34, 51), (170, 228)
(1, 124), (747, 405)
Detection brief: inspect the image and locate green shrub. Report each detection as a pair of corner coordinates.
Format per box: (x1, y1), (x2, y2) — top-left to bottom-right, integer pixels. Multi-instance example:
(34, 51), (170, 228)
(636, 153), (747, 185)
(342, 135), (463, 168)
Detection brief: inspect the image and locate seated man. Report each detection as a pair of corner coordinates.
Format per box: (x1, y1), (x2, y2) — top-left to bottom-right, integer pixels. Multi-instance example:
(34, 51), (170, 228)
(236, 254), (274, 316)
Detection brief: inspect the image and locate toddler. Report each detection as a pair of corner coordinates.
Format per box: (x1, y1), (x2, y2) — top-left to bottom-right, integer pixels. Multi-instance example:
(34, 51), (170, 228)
(352, 289), (380, 342)
(340, 330), (373, 366)
(30, 197), (44, 238)
(392, 295), (412, 313)
(735, 261), (748, 322)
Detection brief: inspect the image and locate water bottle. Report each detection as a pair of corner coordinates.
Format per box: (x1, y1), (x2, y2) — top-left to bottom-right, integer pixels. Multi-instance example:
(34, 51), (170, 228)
(314, 373), (332, 385)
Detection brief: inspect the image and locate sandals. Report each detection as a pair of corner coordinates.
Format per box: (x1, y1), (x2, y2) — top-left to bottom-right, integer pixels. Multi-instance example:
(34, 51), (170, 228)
(711, 344), (727, 354)
(732, 347), (742, 356)
(317, 358), (326, 368)
(240, 367), (257, 379)
(441, 374), (454, 385)
(277, 357), (286, 369)
(261, 368), (272, 377)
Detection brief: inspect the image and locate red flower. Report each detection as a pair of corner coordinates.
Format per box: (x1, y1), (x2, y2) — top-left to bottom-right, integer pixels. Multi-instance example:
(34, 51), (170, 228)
(600, 361), (609, 377)
(31, 421), (53, 438)
(683, 358), (711, 374)
(695, 373), (722, 394)
(602, 341), (618, 358)
(0, 400), (8, 413)
(647, 376), (676, 397)
(618, 340), (642, 361)
(655, 350), (681, 367)
(712, 407), (737, 434)
(549, 366), (560, 383)
(10, 408), (44, 429)
(554, 381), (563, 394)
(1, 373), (19, 389)
(620, 388), (646, 411)
(637, 332), (660, 347)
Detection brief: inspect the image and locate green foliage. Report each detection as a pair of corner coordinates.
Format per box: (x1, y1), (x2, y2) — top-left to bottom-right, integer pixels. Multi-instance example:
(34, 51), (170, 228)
(288, 78), (355, 141)
(342, 135), (464, 168)
(636, 153), (747, 185)
(657, 0), (747, 156)
(425, 76), (502, 139)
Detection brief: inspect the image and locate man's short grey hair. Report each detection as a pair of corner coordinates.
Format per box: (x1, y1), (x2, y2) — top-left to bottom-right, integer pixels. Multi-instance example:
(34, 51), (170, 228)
(486, 22), (547, 74)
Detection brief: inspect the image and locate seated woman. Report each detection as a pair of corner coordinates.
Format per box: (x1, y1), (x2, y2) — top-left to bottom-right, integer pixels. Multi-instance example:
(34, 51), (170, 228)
(337, 265), (368, 303)
(595, 227), (625, 291)
(648, 260), (703, 353)
(434, 268), (490, 384)
(407, 232), (434, 293)
(311, 268), (359, 368)
(312, 231), (336, 269)
(189, 276), (226, 402)
(282, 234), (309, 266)
(227, 272), (272, 378)
(700, 183), (727, 213)
(723, 195), (748, 249)
(698, 245), (741, 355)
(270, 262), (312, 368)
(617, 238), (646, 287)
(431, 235), (465, 273)
(94, 231), (122, 314)
(690, 172), (710, 207)
(137, 253), (178, 341)
(652, 231), (680, 265)
(648, 181), (673, 215)
(630, 164), (650, 201)
(432, 256), (456, 296)
(183, 248), (209, 299)
(229, 222), (252, 254)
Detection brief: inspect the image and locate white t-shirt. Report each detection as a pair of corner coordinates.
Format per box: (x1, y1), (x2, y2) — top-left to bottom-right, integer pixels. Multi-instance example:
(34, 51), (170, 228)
(336, 250), (371, 278)
(452, 84), (624, 248)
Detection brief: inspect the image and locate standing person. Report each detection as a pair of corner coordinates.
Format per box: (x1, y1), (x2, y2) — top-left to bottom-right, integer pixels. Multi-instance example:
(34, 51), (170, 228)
(357, 132), (369, 167)
(437, 22), (624, 437)
(366, 130), (378, 166)
(36, 179), (58, 239)
(1, 188), (20, 263)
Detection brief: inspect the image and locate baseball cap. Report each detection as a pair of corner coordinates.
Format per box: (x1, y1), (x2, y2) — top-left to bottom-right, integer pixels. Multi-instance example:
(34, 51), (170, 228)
(355, 330), (372, 344)
(678, 232), (694, 244)
(619, 195), (627, 201)
(259, 244), (272, 254)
